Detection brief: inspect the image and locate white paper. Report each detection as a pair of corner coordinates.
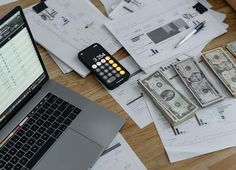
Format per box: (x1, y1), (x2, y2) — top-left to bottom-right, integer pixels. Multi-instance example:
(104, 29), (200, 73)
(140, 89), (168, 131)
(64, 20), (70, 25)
(100, 0), (122, 14)
(109, 0), (191, 20)
(0, 0), (16, 6)
(108, 57), (153, 128)
(24, 0), (121, 77)
(109, 0), (213, 20)
(91, 133), (146, 170)
(208, 9), (227, 23)
(107, 45), (206, 128)
(145, 55), (236, 162)
(144, 42), (209, 74)
(106, 3), (227, 71)
(49, 52), (73, 74)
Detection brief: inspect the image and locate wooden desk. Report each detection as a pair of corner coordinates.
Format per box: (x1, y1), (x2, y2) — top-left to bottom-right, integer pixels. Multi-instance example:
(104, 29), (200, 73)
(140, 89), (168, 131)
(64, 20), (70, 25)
(1, 0), (236, 169)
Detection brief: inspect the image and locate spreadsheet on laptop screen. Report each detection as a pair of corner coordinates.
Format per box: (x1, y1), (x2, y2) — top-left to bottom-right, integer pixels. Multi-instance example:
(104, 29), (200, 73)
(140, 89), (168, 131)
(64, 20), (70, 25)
(0, 12), (44, 122)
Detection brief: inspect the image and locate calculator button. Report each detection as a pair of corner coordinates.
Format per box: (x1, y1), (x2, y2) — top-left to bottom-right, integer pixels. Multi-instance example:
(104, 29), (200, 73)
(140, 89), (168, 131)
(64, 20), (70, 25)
(109, 60), (114, 64)
(101, 59), (106, 63)
(112, 70), (117, 74)
(112, 63), (118, 68)
(105, 56), (110, 60)
(107, 73), (112, 77)
(104, 69), (109, 73)
(92, 64), (97, 69)
(115, 73), (121, 78)
(100, 65), (105, 69)
(95, 68), (101, 72)
(103, 75), (108, 80)
(106, 76), (116, 84)
(116, 67), (121, 71)
(105, 63), (109, 66)
(108, 66), (113, 70)
(120, 70), (125, 75)
(99, 72), (105, 76)
(96, 62), (101, 66)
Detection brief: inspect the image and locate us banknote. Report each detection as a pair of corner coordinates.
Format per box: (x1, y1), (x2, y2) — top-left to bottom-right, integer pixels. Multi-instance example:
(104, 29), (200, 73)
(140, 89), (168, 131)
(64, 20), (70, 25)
(172, 58), (224, 107)
(226, 41), (236, 57)
(201, 47), (236, 96)
(138, 70), (198, 125)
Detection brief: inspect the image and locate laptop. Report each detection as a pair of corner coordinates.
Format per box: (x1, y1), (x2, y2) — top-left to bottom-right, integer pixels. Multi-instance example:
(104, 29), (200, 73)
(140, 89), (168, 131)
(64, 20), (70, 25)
(0, 6), (125, 170)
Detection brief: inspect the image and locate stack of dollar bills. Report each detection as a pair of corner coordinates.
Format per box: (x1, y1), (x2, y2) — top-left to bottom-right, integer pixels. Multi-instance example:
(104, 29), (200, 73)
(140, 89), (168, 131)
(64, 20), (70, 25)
(201, 47), (236, 97)
(172, 58), (224, 107)
(138, 71), (198, 126)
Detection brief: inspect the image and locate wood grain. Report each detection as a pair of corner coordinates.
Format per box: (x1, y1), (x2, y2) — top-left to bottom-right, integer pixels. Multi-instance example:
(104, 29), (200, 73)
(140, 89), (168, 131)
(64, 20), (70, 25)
(1, 0), (236, 169)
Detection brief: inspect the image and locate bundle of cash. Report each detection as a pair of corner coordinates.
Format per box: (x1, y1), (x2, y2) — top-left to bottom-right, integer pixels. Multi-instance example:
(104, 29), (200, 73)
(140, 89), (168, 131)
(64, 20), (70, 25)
(138, 70), (198, 126)
(226, 41), (236, 57)
(172, 58), (224, 107)
(201, 47), (236, 97)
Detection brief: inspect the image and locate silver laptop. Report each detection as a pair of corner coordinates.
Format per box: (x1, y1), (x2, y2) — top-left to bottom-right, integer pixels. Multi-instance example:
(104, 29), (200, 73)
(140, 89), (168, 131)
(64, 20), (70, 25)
(0, 7), (125, 170)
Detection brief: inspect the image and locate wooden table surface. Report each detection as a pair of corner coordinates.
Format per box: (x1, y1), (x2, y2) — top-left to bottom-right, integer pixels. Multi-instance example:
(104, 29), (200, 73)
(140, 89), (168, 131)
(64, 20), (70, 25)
(1, 0), (236, 169)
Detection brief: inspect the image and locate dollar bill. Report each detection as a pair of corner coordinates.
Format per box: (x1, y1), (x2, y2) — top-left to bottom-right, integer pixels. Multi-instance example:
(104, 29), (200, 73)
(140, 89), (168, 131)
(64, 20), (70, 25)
(226, 41), (236, 57)
(201, 47), (236, 96)
(138, 70), (198, 125)
(172, 58), (224, 107)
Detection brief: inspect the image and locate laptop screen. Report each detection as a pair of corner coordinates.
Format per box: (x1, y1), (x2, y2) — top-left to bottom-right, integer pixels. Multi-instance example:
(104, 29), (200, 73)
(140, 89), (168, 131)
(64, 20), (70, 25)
(0, 11), (46, 126)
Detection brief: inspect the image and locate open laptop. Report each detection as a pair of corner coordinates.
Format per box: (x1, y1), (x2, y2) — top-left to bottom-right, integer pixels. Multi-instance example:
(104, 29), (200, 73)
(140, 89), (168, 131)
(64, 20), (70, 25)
(0, 6), (125, 170)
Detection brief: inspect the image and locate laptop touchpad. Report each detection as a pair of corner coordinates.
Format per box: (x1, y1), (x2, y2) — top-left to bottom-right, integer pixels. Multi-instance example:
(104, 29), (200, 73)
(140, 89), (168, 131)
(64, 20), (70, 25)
(33, 128), (103, 170)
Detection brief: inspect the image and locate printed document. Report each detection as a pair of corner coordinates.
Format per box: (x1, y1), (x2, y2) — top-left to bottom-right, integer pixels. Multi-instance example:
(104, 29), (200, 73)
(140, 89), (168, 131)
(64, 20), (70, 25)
(109, 0), (190, 20)
(92, 133), (146, 170)
(105, 4), (227, 71)
(24, 0), (121, 77)
(49, 53), (73, 74)
(108, 57), (153, 128)
(145, 55), (236, 162)
(108, 46), (206, 128)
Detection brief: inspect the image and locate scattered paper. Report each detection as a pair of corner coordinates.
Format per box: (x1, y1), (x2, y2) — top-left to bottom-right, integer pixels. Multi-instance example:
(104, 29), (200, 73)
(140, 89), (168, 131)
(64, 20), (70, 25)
(145, 54), (236, 162)
(105, 3), (227, 72)
(24, 0), (121, 77)
(108, 57), (153, 128)
(49, 52), (73, 74)
(107, 46), (206, 128)
(109, 0), (214, 20)
(91, 133), (146, 170)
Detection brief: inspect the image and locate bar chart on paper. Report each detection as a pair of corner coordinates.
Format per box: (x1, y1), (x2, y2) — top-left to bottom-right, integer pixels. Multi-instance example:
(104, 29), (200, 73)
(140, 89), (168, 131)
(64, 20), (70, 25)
(158, 100), (234, 142)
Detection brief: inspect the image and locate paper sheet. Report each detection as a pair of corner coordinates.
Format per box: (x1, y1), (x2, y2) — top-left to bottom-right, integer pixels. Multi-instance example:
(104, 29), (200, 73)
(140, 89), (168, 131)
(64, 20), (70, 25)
(109, 0), (214, 20)
(0, 0), (16, 6)
(145, 55), (236, 162)
(107, 43), (206, 129)
(24, 0), (121, 77)
(108, 57), (153, 128)
(91, 133), (146, 170)
(105, 3), (227, 71)
(49, 52), (73, 74)
(109, 0), (190, 20)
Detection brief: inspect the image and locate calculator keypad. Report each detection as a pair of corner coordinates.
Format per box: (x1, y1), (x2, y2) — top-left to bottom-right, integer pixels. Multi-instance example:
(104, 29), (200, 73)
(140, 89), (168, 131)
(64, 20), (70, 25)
(91, 55), (126, 84)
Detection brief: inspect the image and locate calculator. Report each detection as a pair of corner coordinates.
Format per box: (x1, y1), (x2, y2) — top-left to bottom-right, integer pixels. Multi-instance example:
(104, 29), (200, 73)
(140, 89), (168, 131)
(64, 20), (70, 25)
(78, 43), (130, 90)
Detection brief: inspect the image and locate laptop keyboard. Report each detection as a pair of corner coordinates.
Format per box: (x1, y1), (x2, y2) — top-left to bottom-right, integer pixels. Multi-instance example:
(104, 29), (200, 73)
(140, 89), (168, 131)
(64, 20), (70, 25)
(0, 93), (81, 170)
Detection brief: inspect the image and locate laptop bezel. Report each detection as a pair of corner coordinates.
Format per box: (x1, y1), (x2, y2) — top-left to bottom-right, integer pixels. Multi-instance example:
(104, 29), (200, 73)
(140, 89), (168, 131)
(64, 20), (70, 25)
(0, 6), (49, 129)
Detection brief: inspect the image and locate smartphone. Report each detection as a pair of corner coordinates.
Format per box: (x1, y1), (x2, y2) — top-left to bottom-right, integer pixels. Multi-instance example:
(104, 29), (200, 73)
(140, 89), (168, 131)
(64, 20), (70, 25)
(78, 43), (130, 90)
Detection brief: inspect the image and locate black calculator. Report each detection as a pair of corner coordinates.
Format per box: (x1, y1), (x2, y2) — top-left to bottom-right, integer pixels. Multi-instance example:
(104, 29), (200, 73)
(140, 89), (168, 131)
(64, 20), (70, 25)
(78, 43), (130, 90)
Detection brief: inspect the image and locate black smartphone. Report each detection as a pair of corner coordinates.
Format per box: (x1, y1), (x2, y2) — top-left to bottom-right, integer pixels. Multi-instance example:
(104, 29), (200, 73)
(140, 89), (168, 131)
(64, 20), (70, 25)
(78, 43), (130, 90)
